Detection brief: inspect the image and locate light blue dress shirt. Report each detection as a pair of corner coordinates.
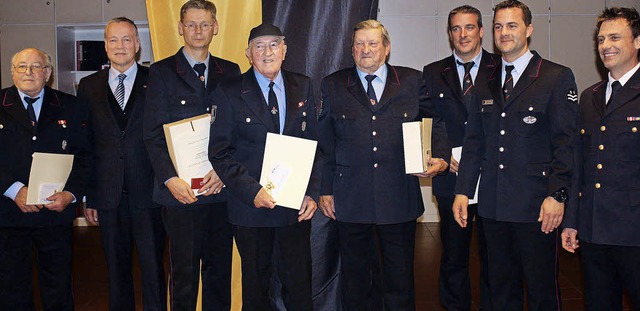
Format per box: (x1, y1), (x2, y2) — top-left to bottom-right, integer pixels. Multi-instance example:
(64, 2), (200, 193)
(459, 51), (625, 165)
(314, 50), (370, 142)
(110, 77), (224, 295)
(254, 69), (286, 134)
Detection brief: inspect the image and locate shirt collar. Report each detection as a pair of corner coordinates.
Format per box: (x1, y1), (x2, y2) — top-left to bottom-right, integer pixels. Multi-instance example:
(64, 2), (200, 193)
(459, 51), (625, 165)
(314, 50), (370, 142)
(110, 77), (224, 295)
(608, 62), (640, 87)
(17, 88), (45, 103)
(503, 49), (533, 74)
(109, 63), (137, 82)
(182, 49), (210, 70)
(356, 64), (388, 85)
(453, 50), (482, 68)
(254, 68), (284, 91)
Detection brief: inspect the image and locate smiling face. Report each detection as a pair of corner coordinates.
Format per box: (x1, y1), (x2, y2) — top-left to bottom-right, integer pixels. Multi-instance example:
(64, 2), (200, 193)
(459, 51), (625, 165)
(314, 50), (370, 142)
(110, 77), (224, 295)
(352, 28), (390, 74)
(11, 48), (52, 98)
(598, 18), (640, 79)
(105, 21), (140, 73)
(493, 7), (533, 62)
(449, 12), (484, 62)
(246, 36), (287, 80)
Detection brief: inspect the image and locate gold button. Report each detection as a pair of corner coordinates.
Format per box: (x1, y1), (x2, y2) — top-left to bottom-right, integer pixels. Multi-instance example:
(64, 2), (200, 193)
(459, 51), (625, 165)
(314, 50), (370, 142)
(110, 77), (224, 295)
(598, 145), (604, 150)
(0, 124), (3, 129)
(579, 191), (582, 197)
(595, 183), (601, 189)
(597, 164), (603, 169)
(600, 125), (606, 131)
(633, 127), (638, 133)
(580, 129), (585, 134)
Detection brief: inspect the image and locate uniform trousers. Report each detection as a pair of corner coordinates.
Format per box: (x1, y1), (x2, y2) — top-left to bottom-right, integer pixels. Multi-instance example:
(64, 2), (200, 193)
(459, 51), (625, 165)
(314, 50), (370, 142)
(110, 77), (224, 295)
(163, 202), (233, 311)
(0, 224), (73, 311)
(338, 220), (416, 311)
(581, 241), (640, 311)
(97, 192), (166, 311)
(482, 218), (561, 311)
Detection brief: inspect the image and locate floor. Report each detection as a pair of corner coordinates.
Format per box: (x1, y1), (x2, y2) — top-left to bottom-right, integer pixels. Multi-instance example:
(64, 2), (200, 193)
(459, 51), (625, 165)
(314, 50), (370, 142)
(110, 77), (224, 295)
(32, 222), (631, 310)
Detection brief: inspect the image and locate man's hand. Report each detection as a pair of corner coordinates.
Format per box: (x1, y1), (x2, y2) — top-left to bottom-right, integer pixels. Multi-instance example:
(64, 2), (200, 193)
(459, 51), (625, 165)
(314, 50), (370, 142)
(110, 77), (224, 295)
(452, 194), (469, 228)
(561, 228), (579, 253)
(412, 158), (448, 178)
(319, 195), (336, 220)
(298, 196), (317, 222)
(166, 177), (197, 205)
(44, 191), (74, 212)
(83, 207), (99, 225)
(14, 187), (42, 213)
(253, 188), (276, 209)
(538, 196), (564, 234)
(198, 169), (225, 196)
(449, 155), (459, 173)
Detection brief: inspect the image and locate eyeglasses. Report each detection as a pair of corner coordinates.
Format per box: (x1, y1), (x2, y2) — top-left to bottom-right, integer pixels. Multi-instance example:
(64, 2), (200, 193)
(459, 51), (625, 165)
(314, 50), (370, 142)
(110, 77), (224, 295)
(253, 40), (283, 52)
(182, 22), (214, 32)
(13, 64), (50, 74)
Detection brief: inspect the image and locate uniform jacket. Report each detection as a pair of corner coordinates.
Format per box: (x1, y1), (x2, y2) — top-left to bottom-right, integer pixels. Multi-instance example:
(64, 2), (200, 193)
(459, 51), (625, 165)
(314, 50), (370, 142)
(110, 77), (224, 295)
(0, 85), (90, 227)
(77, 64), (158, 210)
(143, 48), (240, 206)
(319, 64), (449, 225)
(209, 68), (321, 227)
(455, 51), (578, 223)
(565, 68), (640, 246)
(423, 50), (500, 197)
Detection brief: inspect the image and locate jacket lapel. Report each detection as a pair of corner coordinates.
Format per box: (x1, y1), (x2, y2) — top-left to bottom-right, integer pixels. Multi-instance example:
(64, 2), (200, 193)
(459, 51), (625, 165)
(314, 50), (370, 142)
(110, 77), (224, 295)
(282, 71), (306, 134)
(504, 52), (542, 107)
(346, 67), (372, 109)
(440, 57), (464, 104)
(590, 80), (607, 117)
(240, 68), (277, 133)
(38, 86), (63, 131)
(377, 64), (400, 111)
(1, 86), (33, 130)
(125, 64), (148, 130)
(174, 48), (201, 93)
(206, 56), (225, 96)
(605, 69), (640, 117)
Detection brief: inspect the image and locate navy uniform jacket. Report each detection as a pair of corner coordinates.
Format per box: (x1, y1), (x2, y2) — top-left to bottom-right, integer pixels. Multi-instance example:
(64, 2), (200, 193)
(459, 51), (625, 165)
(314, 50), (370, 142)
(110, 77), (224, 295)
(423, 50), (500, 197)
(209, 68), (321, 227)
(319, 65), (449, 225)
(0, 85), (91, 227)
(143, 48), (240, 206)
(565, 69), (640, 246)
(455, 51), (578, 223)
(78, 65), (158, 210)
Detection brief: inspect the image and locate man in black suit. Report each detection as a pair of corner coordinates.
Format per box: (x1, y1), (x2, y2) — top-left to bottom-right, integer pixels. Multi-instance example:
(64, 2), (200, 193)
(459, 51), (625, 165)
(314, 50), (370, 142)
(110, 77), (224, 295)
(0, 48), (90, 310)
(562, 7), (640, 310)
(453, 1), (578, 310)
(77, 17), (166, 311)
(209, 23), (320, 311)
(143, 0), (240, 309)
(318, 20), (449, 310)
(422, 5), (497, 310)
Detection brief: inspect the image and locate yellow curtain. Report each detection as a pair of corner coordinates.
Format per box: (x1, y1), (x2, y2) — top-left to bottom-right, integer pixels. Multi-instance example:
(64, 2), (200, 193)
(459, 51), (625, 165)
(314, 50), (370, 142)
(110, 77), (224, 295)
(145, 1), (262, 310)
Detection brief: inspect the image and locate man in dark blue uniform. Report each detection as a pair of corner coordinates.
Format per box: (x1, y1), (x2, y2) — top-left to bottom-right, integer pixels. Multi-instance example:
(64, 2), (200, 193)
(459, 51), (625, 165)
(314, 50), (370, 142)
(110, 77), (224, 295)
(0, 48), (90, 310)
(318, 20), (449, 310)
(562, 7), (640, 310)
(423, 5), (497, 310)
(453, 1), (578, 309)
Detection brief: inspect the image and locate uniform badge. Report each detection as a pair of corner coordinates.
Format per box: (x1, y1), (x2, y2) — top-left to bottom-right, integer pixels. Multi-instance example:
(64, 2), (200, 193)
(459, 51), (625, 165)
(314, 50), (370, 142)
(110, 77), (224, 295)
(61, 140), (68, 150)
(370, 99), (376, 106)
(567, 89), (578, 102)
(302, 121), (307, 132)
(482, 99), (493, 106)
(298, 101), (305, 108)
(523, 116), (537, 124)
(271, 106), (278, 115)
(58, 119), (67, 128)
(210, 105), (217, 124)
(627, 116), (640, 121)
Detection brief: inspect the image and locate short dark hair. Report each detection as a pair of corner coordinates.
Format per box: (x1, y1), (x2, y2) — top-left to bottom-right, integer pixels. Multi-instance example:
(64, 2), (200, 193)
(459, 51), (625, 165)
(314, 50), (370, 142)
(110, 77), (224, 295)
(180, 0), (217, 22)
(597, 7), (640, 39)
(105, 17), (139, 39)
(448, 5), (483, 31)
(494, 0), (532, 26)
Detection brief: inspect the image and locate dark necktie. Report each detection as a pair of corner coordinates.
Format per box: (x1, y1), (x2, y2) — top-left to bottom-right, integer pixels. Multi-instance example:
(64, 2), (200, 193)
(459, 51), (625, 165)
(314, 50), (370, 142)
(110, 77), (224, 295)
(193, 63), (206, 86)
(365, 74), (378, 105)
(457, 60), (475, 109)
(607, 81), (622, 106)
(115, 73), (126, 110)
(24, 96), (39, 126)
(503, 65), (515, 100)
(268, 81), (280, 133)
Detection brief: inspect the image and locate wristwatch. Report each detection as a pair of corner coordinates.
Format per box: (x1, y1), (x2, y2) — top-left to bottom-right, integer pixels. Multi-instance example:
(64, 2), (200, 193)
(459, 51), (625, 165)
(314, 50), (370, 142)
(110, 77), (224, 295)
(551, 188), (568, 203)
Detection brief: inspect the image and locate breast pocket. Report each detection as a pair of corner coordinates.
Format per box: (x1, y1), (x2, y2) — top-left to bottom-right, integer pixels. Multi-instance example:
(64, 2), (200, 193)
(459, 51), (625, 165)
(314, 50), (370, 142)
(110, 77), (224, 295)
(517, 108), (545, 137)
(616, 122), (640, 161)
(169, 95), (201, 120)
(331, 111), (357, 142)
(392, 103), (419, 121)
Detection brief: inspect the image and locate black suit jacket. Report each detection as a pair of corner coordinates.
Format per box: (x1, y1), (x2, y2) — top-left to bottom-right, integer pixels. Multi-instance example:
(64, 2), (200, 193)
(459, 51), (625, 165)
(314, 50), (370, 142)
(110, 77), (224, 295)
(565, 68), (640, 246)
(209, 68), (321, 227)
(318, 64), (449, 225)
(423, 50), (500, 197)
(143, 48), (241, 206)
(78, 64), (158, 210)
(0, 86), (91, 227)
(455, 51), (578, 222)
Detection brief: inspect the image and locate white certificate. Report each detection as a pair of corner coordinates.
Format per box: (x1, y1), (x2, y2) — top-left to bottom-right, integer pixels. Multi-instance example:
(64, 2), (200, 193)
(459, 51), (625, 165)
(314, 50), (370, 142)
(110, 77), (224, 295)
(259, 133), (317, 210)
(163, 114), (213, 195)
(402, 118), (432, 174)
(26, 152), (74, 204)
(452, 147), (479, 204)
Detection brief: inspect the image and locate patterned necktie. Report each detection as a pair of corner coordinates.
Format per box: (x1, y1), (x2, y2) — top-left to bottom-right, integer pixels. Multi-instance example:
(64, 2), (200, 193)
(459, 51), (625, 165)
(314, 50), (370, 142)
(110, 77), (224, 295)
(607, 80), (622, 106)
(194, 63), (206, 86)
(365, 74), (378, 105)
(115, 73), (126, 110)
(24, 96), (39, 126)
(457, 60), (475, 109)
(268, 81), (280, 133)
(503, 65), (515, 100)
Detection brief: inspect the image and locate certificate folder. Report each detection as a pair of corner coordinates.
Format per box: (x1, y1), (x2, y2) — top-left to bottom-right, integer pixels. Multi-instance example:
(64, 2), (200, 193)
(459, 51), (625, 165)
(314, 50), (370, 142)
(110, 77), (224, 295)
(26, 153), (74, 204)
(163, 114), (213, 195)
(402, 118), (432, 174)
(259, 133), (317, 210)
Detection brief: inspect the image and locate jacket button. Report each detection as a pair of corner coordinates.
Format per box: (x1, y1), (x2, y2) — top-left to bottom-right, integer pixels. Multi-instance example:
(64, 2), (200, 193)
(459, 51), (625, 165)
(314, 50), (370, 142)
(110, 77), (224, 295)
(32, 136), (37, 141)
(246, 117), (251, 123)
(499, 147), (504, 152)
(403, 112), (408, 118)
(597, 164), (603, 169)
(372, 116), (376, 120)
(633, 127), (638, 133)
(302, 111), (307, 117)
(372, 131), (377, 136)
(181, 100), (186, 105)
(439, 93), (444, 98)
(500, 130), (506, 135)
(373, 146), (377, 152)
(528, 106), (534, 111)
(600, 125), (606, 132)
(580, 129), (585, 134)
(373, 163), (378, 168)
(499, 164), (504, 169)
(598, 145), (604, 150)
(501, 112), (506, 117)
(595, 183), (601, 189)
(0, 124), (3, 129)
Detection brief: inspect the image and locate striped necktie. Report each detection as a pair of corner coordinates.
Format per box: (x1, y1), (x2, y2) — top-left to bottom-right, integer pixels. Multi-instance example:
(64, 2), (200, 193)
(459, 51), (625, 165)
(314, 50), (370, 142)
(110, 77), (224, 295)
(115, 73), (126, 110)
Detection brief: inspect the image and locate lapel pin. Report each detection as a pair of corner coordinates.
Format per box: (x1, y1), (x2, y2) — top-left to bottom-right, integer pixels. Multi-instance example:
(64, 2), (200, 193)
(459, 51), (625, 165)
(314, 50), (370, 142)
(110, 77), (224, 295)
(298, 101), (305, 108)
(61, 140), (68, 150)
(370, 99), (376, 106)
(271, 107), (278, 115)
(627, 117), (640, 121)
(302, 121), (307, 132)
(58, 119), (67, 128)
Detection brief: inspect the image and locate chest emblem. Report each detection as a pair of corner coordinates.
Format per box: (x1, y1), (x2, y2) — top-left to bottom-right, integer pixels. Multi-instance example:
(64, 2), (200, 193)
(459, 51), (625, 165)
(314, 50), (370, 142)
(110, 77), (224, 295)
(523, 116), (537, 124)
